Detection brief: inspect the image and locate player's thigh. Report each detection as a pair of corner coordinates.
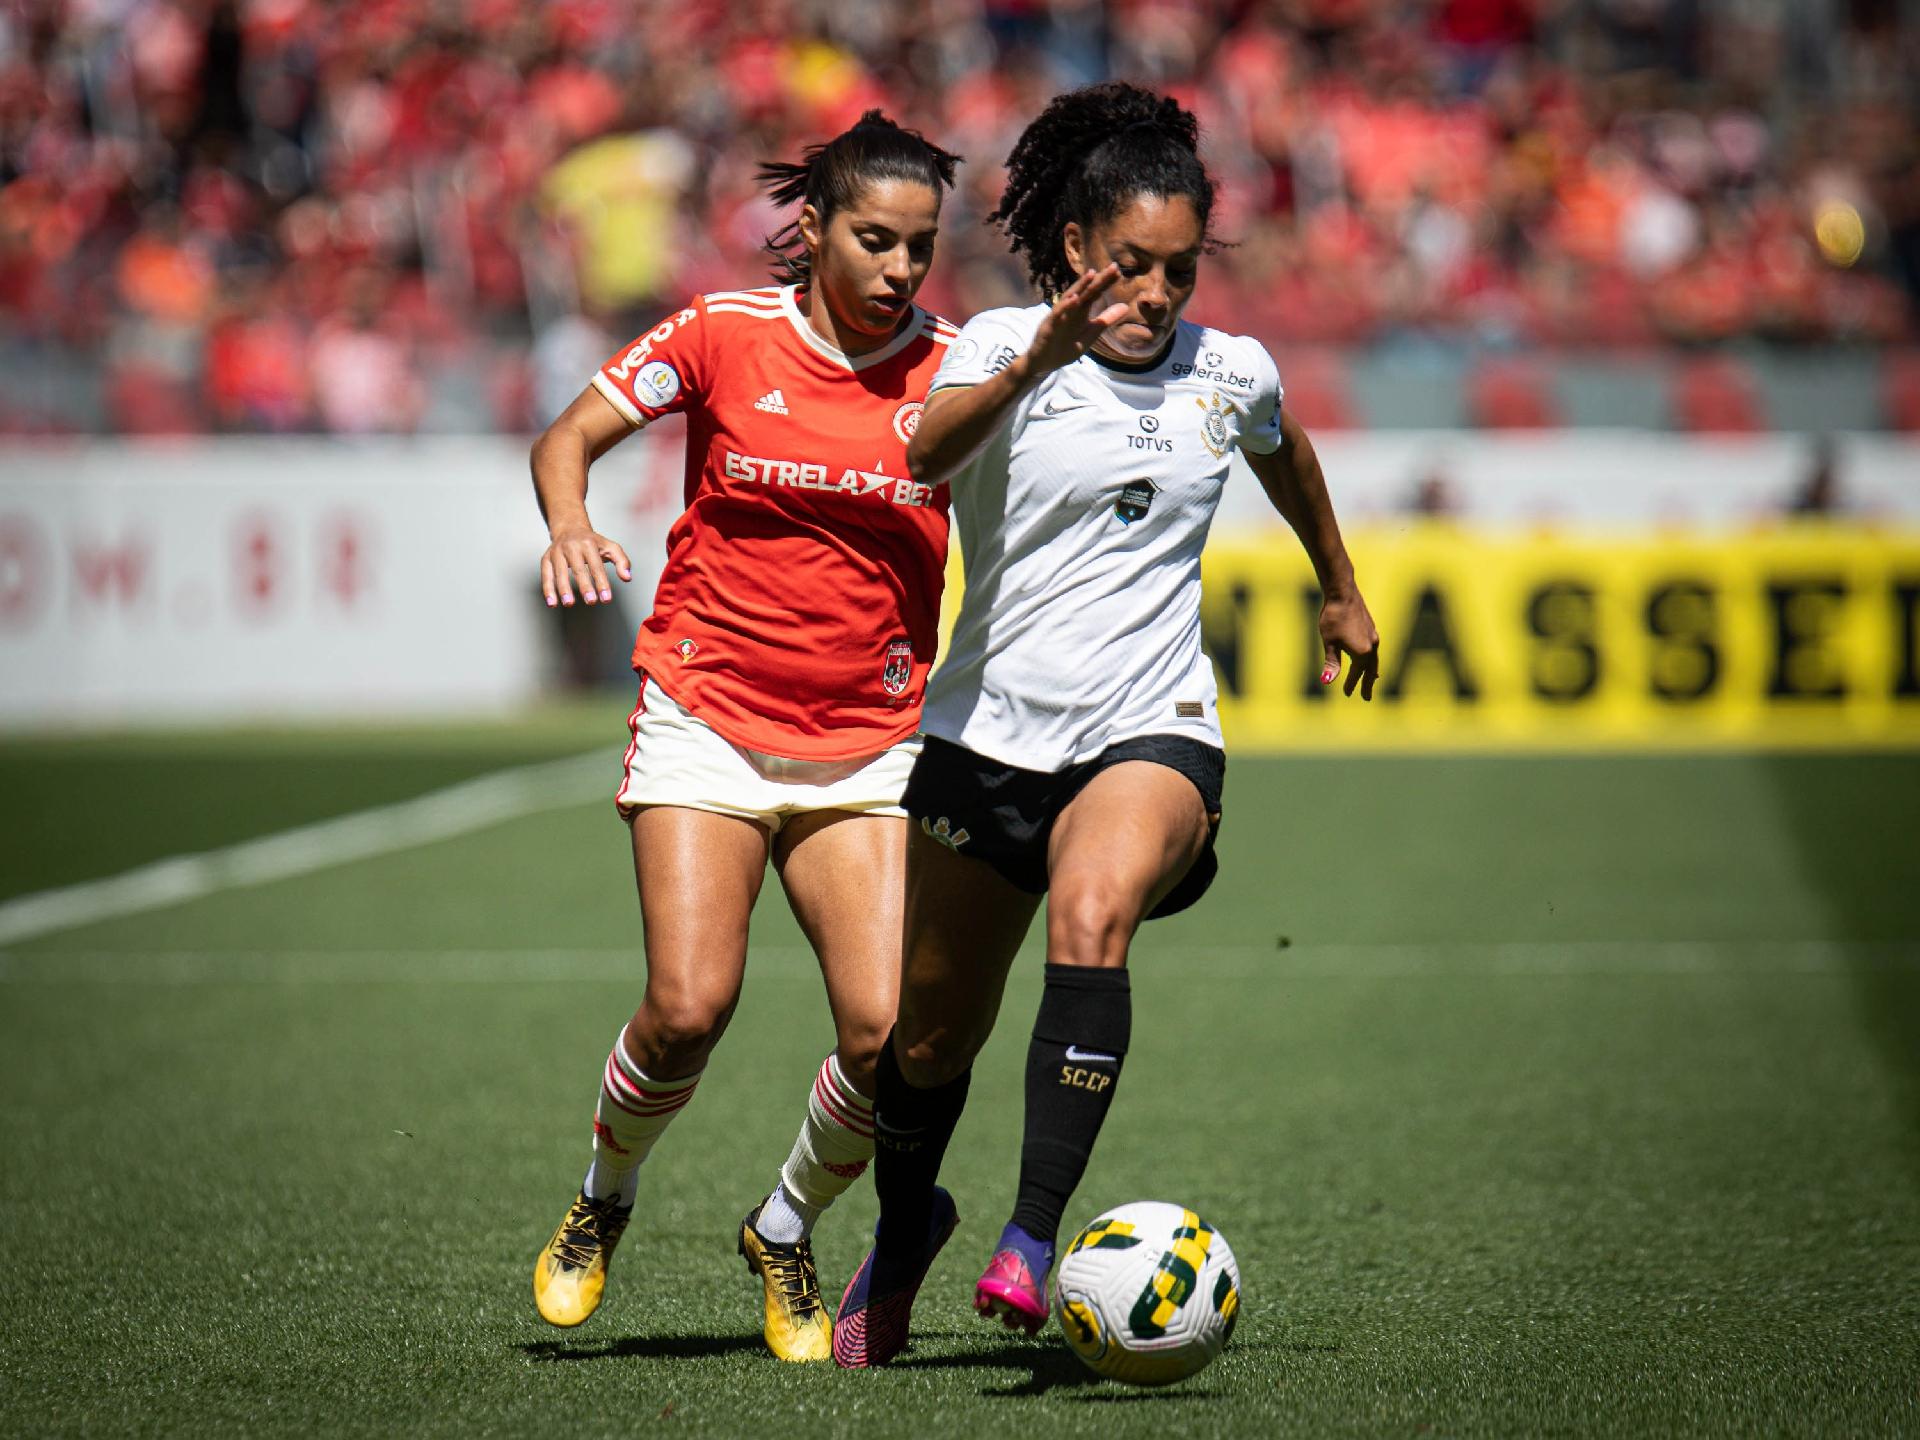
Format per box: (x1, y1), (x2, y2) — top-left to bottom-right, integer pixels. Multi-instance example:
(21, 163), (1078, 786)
(894, 825), (1042, 1083)
(629, 804), (770, 1027)
(1046, 761), (1208, 964)
(772, 809), (906, 1081)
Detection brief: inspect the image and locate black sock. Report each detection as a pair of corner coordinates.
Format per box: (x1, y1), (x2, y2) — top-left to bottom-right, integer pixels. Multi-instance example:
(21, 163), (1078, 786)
(872, 1028), (970, 1260)
(1009, 964), (1131, 1246)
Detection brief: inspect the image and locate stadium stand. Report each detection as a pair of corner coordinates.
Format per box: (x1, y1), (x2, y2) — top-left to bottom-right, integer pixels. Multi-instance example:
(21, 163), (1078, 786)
(0, 0), (1914, 433)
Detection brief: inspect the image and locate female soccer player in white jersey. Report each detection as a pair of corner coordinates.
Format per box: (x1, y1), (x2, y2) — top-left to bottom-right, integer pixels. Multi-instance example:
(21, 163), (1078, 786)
(526, 113), (963, 1363)
(832, 84), (1380, 1367)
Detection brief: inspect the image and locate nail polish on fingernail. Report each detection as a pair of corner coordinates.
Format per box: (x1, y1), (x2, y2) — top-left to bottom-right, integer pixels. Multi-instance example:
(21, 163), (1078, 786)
(1321, 668), (1336, 683)
(600, 589), (611, 601)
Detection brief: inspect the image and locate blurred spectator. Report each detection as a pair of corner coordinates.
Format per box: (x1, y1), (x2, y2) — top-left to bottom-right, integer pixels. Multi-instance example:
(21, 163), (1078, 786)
(307, 267), (423, 433)
(1786, 436), (1842, 516)
(0, 0), (1916, 434)
(1409, 467), (1460, 516)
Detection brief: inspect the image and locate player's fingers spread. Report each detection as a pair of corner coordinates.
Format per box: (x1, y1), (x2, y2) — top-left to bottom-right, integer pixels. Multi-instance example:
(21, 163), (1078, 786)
(606, 540), (633, 582)
(541, 553), (558, 608)
(1091, 302), (1129, 330)
(1321, 641), (1340, 686)
(552, 552), (576, 606)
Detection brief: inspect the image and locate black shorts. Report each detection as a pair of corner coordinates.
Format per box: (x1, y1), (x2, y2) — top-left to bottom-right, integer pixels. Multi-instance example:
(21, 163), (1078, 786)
(901, 733), (1226, 920)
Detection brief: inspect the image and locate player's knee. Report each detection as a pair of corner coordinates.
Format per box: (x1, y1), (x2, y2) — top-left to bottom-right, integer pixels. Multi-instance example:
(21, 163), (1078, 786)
(833, 1022), (890, 1093)
(1046, 876), (1136, 967)
(630, 991), (731, 1068)
(894, 1034), (972, 1088)
(890, 1011), (982, 1087)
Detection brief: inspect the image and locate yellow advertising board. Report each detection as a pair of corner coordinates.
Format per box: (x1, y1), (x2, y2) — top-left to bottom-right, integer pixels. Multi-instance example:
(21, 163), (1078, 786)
(1198, 525), (1920, 750)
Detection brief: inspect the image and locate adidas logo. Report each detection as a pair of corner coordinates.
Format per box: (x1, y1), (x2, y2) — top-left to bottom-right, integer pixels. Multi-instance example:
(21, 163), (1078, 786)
(754, 389), (789, 415)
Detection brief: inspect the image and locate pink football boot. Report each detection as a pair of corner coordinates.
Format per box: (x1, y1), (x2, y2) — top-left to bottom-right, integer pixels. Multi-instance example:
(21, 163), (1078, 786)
(973, 1246), (1049, 1335)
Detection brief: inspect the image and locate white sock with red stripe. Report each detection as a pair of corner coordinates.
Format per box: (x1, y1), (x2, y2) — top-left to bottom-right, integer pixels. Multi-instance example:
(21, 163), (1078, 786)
(581, 1030), (701, 1208)
(758, 1051), (876, 1244)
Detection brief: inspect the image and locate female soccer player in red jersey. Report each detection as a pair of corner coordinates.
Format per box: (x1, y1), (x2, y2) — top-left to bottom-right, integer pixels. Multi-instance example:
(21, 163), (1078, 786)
(525, 112), (961, 1363)
(833, 85), (1380, 1367)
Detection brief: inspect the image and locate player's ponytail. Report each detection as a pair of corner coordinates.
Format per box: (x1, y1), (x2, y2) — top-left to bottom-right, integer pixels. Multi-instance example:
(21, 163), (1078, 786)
(758, 111), (962, 287)
(989, 82), (1219, 300)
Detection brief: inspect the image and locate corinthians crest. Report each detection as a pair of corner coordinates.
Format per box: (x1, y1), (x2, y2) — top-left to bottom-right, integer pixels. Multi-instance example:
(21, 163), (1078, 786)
(1195, 390), (1232, 458)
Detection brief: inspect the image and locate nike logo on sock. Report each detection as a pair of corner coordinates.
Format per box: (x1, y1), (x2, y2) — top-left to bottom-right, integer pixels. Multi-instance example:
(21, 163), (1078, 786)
(1063, 1045), (1116, 1064)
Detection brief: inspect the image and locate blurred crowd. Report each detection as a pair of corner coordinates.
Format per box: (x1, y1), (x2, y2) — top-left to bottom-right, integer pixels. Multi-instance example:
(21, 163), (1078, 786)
(2, 0), (1918, 434)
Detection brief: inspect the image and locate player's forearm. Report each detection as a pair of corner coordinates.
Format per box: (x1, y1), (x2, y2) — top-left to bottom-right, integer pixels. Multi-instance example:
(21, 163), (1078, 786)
(1255, 415), (1358, 599)
(529, 423), (596, 536)
(907, 359), (1041, 484)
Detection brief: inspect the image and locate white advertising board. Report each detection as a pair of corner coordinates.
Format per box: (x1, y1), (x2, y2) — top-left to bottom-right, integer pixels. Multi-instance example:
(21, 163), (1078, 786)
(1, 430), (1913, 726)
(0, 434), (678, 726)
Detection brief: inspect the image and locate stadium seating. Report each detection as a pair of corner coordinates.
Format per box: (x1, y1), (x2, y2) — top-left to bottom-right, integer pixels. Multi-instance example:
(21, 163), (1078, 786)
(1671, 357), (1769, 434)
(1466, 358), (1564, 430)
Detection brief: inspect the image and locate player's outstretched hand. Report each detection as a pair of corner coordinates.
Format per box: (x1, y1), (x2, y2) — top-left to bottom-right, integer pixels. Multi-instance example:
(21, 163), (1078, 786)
(542, 524), (632, 608)
(1023, 264), (1129, 376)
(1319, 589), (1381, 700)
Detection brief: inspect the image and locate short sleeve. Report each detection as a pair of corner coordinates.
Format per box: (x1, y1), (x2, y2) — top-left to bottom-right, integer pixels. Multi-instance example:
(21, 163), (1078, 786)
(591, 299), (710, 427)
(928, 308), (1037, 394)
(1239, 339), (1284, 454)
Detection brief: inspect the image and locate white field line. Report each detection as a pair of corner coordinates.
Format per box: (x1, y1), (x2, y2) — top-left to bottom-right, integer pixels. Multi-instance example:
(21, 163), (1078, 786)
(1, 939), (1912, 985)
(0, 751), (611, 947)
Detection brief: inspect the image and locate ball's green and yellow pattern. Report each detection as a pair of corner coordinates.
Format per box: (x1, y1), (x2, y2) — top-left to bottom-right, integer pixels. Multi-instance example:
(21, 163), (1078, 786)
(1053, 1201), (1241, 1386)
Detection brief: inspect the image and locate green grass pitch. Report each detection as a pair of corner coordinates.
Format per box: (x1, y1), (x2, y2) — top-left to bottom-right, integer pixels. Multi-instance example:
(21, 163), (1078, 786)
(2, 710), (1916, 1437)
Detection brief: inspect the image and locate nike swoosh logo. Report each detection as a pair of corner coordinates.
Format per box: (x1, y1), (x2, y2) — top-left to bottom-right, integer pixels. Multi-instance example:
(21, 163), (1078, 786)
(1042, 394), (1087, 417)
(1064, 1046), (1116, 1064)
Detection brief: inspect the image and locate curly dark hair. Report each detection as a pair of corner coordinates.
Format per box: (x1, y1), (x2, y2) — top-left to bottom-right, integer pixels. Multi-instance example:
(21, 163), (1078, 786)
(988, 82), (1218, 300)
(758, 110), (962, 287)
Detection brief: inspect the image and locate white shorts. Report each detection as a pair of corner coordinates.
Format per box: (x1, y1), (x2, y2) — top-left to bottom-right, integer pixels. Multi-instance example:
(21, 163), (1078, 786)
(614, 677), (920, 833)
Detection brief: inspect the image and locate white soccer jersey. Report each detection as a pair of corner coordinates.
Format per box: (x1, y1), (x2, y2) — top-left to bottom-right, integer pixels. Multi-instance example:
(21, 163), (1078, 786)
(922, 304), (1284, 771)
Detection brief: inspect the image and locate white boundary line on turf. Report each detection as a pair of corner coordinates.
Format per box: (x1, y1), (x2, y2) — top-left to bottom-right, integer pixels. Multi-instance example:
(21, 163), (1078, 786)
(0, 751), (611, 947)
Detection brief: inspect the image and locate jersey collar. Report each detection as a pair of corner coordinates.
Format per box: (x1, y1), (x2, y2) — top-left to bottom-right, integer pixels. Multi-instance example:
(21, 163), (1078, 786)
(1087, 334), (1176, 375)
(779, 285), (927, 372)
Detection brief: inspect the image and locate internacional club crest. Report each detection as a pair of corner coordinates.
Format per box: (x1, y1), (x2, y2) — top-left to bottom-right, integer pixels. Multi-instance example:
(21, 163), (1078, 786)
(893, 401), (923, 444)
(881, 638), (914, 697)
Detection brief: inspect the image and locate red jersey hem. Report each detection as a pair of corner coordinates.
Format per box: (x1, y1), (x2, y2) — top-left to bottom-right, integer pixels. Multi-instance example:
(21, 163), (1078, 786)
(636, 664), (922, 763)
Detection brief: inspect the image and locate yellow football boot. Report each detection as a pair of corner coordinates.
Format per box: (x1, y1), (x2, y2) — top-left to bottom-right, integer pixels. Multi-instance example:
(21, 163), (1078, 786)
(739, 1204), (833, 1362)
(533, 1189), (633, 1327)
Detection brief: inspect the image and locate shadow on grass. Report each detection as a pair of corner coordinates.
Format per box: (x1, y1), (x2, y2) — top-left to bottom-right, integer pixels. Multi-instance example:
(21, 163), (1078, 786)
(896, 1337), (1223, 1402)
(1762, 753), (1920, 1169)
(519, 1334), (766, 1362)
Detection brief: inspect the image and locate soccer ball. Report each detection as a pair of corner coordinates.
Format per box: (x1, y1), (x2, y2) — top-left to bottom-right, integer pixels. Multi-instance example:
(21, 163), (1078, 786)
(1053, 1201), (1241, 1386)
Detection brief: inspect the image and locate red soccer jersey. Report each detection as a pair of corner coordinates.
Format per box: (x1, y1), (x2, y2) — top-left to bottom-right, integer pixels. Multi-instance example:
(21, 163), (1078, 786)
(592, 285), (957, 761)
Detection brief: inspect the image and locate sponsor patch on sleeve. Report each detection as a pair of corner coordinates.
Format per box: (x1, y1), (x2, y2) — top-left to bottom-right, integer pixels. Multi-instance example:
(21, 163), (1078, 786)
(636, 360), (681, 408)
